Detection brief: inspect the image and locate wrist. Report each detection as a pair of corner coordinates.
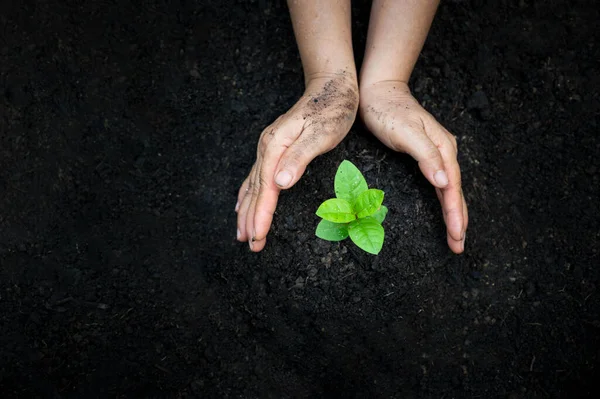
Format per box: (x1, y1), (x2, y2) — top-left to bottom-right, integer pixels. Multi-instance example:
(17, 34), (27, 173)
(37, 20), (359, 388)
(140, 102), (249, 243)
(359, 76), (409, 92)
(305, 68), (358, 92)
(301, 69), (359, 118)
(358, 81), (412, 116)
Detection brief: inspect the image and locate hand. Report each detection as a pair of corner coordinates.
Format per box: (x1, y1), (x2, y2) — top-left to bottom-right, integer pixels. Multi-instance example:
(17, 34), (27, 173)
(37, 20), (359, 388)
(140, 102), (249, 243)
(359, 81), (468, 253)
(236, 74), (359, 252)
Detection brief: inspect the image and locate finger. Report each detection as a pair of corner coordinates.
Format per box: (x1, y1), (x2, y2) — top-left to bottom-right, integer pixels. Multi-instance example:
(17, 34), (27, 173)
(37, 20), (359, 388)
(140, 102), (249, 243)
(252, 124), (301, 242)
(240, 122), (290, 246)
(245, 156), (265, 252)
(437, 138), (464, 249)
(462, 189), (469, 232)
(236, 177), (250, 213)
(437, 170), (465, 253)
(437, 187), (462, 253)
(441, 181), (463, 245)
(424, 121), (464, 252)
(391, 121), (449, 189)
(237, 164), (257, 242)
(274, 128), (336, 190)
(245, 155), (263, 250)
(252, 181), (280, 244)
(461, 190), (468, 252)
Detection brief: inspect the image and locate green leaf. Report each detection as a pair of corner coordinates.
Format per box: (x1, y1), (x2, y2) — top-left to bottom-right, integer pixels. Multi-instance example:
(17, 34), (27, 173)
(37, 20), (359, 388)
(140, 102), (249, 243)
(348, 218), (384, 255)
(315, 220), (349, 242)
(315, 198), (356, 223)
(372, 205), (388, 224)
(334, 160), (368, 203)
(353, 189), (384, 218)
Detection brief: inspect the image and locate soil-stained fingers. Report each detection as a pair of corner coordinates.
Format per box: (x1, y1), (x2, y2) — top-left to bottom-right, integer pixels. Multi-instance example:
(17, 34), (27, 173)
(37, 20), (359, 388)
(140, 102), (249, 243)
(237, 76), (359, 252)
(236, 163), (258, 242)
(250, 120), (345, 248)
(237, 120), (300, 246)
(246, 124), (307, 251)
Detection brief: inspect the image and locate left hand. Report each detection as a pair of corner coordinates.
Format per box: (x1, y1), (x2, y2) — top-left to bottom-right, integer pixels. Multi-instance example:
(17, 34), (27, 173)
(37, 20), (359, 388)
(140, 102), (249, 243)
(236, 75), (359, 252)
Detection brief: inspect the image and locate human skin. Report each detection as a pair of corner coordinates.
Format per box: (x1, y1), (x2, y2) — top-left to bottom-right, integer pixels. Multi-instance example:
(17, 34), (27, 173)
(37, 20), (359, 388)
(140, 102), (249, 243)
(237, 0), (468, 254)
(236, 0), (359, 252)
(359, 0), (468, 253)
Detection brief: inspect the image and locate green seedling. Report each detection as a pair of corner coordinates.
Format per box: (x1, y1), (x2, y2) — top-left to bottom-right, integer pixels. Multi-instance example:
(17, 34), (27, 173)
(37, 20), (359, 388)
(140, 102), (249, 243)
(315, 160), (388, 255)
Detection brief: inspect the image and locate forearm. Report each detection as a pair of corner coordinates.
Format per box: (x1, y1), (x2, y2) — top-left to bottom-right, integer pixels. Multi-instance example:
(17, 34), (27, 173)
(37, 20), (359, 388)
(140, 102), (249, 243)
(287, 0), (357, 86)
(360, 0), (439, 86)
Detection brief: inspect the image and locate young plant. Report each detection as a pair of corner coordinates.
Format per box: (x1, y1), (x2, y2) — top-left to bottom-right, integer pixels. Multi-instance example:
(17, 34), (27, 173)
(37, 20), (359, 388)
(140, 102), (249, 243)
(315, 160), (388, 255)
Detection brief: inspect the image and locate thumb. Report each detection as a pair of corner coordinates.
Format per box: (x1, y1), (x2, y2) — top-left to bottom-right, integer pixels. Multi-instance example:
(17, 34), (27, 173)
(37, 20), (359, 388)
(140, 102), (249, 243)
(393, 124), (449, 189)
(274, 134), (332, 189)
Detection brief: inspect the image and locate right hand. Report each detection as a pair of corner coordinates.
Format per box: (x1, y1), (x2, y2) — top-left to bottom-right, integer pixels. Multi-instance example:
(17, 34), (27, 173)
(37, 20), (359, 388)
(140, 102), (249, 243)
(359, 81), (468, 253)
(236, 74), (359, 252)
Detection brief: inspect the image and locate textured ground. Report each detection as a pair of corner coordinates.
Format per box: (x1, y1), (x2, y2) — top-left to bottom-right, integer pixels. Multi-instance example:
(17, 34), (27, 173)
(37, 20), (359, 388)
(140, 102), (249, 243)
(1, 0), (599, 397)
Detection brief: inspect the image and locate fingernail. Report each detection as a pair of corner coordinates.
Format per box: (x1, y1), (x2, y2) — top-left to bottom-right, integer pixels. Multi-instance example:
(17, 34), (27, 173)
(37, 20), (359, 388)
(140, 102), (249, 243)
(275, 170), (293, 187)
(236, 229), (241, 240)
(249, 239), (253, 250)
(434, 170), (449, 187)
(235, 200), (240, 212)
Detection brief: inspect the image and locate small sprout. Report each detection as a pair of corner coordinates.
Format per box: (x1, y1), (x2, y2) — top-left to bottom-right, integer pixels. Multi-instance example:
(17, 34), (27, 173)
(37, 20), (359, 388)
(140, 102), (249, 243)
(315, 160), (388, 255)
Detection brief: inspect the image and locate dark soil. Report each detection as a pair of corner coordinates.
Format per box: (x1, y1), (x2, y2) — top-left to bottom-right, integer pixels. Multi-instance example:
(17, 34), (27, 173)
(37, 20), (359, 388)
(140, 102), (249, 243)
(1, 0), (599, 397)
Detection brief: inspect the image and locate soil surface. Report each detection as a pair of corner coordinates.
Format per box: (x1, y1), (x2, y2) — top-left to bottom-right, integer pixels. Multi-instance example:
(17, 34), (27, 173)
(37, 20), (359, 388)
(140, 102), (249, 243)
(1, 0), (599, 398)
